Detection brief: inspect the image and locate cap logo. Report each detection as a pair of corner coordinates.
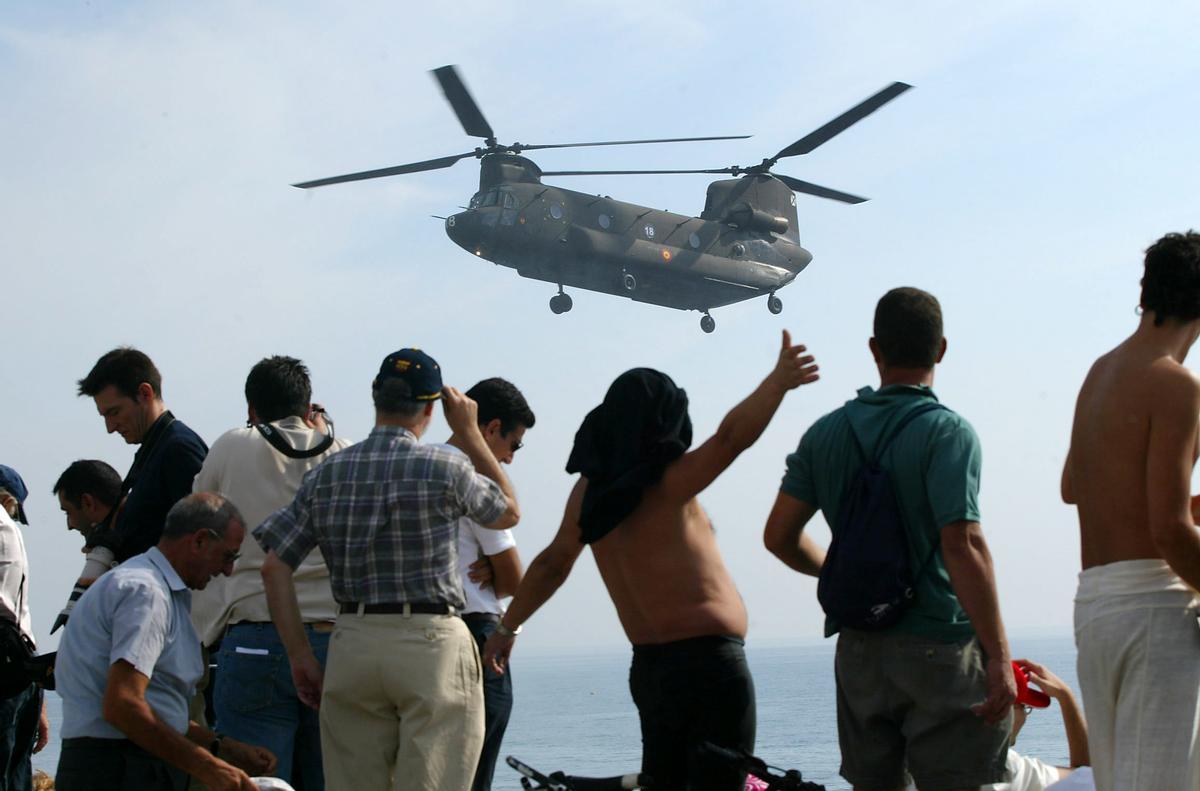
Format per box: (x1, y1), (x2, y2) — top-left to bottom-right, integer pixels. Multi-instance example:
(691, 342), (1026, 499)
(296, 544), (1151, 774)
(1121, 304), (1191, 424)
(393, 360), (412, 373)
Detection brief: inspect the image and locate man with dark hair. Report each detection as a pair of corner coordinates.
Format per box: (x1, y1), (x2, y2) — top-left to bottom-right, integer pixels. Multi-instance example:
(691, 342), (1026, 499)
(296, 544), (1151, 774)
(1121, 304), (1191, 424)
(258, 348), (520, 790)
(55, 493), (276, 791)
(1062, 231), (1200, 790)
(51, 459), (126, 633)
(76, 347), (208, 562)
(191, 355), (349, 790)
(447, 377), (534, 791)
(53, 460), (122, 539)
(763, 287), (1015, 791)
(485, 332), (819, 791)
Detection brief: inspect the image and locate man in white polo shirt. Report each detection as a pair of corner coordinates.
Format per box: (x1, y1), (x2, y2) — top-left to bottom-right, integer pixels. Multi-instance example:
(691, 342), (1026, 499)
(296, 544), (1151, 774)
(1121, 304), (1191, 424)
(447, 378), (535, 791)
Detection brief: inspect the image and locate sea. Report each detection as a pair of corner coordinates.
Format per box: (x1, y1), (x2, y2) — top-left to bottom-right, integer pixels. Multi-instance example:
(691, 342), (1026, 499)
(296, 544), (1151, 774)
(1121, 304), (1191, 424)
(32, 634), (1078, 790)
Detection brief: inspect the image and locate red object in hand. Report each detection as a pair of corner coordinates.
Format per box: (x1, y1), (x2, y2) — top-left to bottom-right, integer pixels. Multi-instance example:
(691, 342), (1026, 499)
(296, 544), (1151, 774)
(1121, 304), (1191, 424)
(1012, 661), (1052, 708)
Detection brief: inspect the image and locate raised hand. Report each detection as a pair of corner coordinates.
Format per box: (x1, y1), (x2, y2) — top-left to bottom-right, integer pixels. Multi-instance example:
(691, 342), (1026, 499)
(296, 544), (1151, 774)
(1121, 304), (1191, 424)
(441, 386), (481, 437)
(1016, 658), (1072, 701)
(766, 329), (820, 391)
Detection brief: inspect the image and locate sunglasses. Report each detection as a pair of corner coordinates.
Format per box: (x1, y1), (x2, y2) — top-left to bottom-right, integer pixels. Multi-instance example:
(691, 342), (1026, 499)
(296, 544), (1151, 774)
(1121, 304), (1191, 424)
(205, 528), (242, 564)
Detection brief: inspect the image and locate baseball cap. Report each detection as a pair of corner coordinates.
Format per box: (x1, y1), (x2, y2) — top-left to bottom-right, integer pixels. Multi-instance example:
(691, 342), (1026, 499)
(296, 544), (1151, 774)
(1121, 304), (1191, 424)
(1012, 661), (1051, 708)
(0, 465), (29, 525)
(373, 349), (443, 401)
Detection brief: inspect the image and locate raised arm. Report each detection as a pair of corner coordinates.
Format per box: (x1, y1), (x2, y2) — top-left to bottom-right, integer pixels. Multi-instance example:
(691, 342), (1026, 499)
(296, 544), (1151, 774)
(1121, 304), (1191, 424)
(1017, 659), (1090, 770)
(659, 330), (819, 503)
(482, 479), (588, 673)
(443, 386), (520, 529)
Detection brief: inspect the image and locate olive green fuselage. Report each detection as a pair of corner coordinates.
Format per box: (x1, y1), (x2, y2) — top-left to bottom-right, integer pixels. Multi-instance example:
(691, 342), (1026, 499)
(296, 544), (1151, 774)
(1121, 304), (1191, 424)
(445, 153), (812, 312)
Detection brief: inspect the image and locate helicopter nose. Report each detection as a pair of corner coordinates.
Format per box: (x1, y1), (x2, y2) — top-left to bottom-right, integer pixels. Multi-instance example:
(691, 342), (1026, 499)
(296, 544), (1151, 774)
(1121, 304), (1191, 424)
(444, 211), (477, 253)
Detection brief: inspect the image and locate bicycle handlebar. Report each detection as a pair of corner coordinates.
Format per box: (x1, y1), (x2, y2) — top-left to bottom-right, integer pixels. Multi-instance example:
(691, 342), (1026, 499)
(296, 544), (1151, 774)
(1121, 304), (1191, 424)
(506, 756), (652, 790)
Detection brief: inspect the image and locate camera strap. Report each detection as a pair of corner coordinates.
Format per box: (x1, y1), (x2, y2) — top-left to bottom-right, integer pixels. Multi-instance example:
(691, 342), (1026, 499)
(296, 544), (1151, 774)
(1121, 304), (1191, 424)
(254, 423), (334, 459)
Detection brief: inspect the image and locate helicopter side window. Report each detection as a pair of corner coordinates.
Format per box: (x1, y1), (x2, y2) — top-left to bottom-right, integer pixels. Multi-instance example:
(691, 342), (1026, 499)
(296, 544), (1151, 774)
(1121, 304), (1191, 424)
(598, 213), (611, 230)
(689, 232), (702, 249)
(550, 202), (564, 220)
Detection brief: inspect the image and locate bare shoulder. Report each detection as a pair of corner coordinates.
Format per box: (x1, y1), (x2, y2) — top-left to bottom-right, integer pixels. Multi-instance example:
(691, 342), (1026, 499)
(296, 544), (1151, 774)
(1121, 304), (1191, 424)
(1146, 357), (1200, 412)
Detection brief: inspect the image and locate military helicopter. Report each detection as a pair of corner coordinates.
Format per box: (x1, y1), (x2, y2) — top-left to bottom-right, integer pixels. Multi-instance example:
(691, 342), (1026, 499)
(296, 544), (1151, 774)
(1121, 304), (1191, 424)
(295, 66), (910, 333)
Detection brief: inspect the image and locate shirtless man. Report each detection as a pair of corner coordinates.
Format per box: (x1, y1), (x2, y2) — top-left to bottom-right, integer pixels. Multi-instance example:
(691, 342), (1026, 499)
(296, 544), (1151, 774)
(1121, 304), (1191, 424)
(1062, 230), (1200, 791)
(483, 331), (819, 790)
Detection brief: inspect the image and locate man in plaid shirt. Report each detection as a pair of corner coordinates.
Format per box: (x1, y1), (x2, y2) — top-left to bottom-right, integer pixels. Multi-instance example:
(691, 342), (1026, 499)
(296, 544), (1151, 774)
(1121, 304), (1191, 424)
(256, 348), (520, 791)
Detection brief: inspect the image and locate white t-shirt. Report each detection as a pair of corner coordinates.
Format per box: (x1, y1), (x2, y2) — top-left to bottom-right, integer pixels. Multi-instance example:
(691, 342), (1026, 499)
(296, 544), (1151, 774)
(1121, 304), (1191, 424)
(0, 509), (32, 646)
(456, 518), (516, 615)
(905, 750), (1063, 791)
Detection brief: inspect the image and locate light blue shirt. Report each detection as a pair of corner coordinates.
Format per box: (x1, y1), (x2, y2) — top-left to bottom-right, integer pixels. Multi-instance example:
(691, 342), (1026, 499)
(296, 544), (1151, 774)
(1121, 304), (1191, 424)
(56, 546), (203, 739)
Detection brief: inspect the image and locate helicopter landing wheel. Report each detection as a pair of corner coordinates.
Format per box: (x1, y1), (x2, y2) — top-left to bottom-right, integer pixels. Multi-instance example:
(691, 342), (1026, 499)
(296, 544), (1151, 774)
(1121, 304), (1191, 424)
(549, 293), (573, 314)
(700, 313), (716, 334)
(767, 294), (783, 314)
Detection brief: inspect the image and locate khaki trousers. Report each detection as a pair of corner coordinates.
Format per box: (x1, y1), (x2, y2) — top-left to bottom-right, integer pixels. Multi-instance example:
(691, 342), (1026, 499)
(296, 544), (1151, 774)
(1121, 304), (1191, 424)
(320, 612), (484, 791)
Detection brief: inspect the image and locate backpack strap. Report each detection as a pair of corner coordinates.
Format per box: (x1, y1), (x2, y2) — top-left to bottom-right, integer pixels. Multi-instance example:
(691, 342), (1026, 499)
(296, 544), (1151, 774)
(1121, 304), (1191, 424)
(872, 402), (947, 464)
(254, 423), (335, 459)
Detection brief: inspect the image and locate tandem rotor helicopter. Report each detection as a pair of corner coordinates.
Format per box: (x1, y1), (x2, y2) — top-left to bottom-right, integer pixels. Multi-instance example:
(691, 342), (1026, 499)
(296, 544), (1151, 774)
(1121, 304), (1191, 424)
(295, 66), (910, 333)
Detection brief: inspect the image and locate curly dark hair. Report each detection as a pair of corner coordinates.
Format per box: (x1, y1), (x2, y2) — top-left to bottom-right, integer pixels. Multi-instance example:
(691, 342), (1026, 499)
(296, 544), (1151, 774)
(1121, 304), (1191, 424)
(1141, 231), (1200, 327)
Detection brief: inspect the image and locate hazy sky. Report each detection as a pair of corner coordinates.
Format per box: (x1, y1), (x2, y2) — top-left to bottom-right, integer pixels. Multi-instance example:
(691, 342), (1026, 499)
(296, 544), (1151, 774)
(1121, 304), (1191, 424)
(4, 1), (1199, 654)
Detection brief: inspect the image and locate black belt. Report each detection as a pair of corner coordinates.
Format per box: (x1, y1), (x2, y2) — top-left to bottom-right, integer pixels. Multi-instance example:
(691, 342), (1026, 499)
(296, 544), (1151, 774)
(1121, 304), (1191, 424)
(339, 602), (455, 615)
(462, 612), (500, 625)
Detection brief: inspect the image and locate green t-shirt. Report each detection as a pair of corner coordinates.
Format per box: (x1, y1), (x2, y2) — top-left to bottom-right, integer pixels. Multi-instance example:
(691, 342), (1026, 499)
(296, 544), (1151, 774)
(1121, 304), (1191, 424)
(780, 384), (981, 641)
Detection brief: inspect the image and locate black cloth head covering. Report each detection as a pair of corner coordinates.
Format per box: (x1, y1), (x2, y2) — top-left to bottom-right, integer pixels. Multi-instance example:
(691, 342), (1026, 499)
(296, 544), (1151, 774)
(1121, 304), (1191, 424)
(566, 368), (692, 544)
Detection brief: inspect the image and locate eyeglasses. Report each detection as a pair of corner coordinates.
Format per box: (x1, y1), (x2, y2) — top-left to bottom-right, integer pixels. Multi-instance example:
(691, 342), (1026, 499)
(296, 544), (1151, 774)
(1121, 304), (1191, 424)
(1020, 705), (1034, 715)
(205, 529), (241, 564)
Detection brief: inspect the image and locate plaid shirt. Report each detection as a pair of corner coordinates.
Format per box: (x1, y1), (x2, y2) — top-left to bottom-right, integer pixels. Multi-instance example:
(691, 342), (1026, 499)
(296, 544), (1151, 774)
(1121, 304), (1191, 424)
(253, 425), (507, 609)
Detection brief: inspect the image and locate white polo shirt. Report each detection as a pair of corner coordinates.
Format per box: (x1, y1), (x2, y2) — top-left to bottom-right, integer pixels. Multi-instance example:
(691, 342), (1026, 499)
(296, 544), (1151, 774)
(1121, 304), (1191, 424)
(0, 509), (32, 646)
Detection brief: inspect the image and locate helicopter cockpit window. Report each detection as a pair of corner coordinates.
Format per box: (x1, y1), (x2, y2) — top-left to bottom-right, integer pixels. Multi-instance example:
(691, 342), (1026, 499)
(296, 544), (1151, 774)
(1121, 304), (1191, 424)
(550, 202), (564, 220)
(482, 189), (500, 207)
(598, 213), (611, 230)
(469, 194), (483, 209)
(503, 192), (517, 209)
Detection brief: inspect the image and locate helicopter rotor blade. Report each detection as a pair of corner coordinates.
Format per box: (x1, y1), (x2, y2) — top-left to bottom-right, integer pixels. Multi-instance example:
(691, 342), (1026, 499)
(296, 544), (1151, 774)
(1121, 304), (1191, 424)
(775, 174), (867, 204)
(432, 65), (496, 142)
(520, 135), (750, 152)
(771, 82), (911, 162)
(541, 168), (733, 177)
(292, 151), (476, 189)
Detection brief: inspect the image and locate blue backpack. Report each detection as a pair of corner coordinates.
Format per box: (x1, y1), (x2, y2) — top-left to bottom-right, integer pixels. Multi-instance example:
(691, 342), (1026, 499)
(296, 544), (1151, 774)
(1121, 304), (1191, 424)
(817, 402), (946, 632)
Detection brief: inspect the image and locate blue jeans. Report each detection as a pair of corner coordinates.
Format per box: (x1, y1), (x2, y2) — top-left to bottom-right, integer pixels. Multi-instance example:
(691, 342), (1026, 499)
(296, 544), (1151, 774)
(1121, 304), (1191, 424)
(464, 615), (513, 791)
(0, 684), (40, 791)
(214, 623), (330, 790)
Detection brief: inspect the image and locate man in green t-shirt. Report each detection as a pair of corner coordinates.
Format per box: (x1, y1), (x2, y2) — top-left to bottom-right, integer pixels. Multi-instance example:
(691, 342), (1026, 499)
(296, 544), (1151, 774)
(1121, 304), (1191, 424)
(763, 287), (1016, 791)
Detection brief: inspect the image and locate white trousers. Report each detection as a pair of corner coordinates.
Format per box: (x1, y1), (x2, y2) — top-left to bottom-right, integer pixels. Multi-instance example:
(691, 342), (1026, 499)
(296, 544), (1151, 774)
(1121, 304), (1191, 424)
(1074, 559), (1200, 791)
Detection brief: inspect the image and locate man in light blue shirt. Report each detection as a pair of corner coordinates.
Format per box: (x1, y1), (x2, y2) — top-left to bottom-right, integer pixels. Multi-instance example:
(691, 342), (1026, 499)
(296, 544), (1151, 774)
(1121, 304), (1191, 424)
(55, 493), (276, 791)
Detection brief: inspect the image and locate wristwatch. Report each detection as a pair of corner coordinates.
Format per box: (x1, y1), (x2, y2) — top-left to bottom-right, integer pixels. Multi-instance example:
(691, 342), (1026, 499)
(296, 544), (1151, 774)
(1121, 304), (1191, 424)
(495, 621), (522, 638)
